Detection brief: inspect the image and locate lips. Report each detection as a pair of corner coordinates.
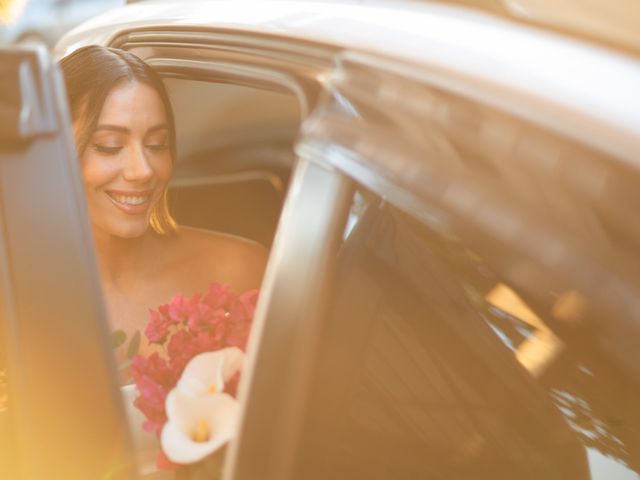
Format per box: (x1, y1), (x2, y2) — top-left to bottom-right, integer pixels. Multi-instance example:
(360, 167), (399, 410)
(105, 189), (153, 215)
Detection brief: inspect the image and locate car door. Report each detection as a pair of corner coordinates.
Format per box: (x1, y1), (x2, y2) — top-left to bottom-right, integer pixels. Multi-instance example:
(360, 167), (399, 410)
(228, 40), (640, 480)
(226, 52), (593, 478)
(0, 45), (136, 480)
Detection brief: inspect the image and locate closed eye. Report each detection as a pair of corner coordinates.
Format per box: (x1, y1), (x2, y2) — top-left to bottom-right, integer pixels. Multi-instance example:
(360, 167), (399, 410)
(146, 144), (170, 152)
(93, 144), (122, 155)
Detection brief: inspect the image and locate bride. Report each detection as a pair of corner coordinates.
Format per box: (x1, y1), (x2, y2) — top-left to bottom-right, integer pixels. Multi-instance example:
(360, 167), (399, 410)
(59, 45), (267, 367)
(59, 45), (267, 477)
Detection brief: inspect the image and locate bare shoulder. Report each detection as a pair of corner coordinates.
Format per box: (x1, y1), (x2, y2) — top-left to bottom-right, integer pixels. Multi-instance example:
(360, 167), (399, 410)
(166, 226), (268, 294)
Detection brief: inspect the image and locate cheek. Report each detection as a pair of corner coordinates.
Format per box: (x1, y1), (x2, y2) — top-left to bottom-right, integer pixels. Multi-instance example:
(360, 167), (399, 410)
(81, 152), (118, 189)
(152, 153), (173, 185)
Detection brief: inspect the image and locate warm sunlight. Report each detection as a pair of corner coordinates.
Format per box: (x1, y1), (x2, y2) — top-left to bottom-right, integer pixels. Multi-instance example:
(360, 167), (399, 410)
(486, 283), (564, 377)
(0, 0), (26, 24)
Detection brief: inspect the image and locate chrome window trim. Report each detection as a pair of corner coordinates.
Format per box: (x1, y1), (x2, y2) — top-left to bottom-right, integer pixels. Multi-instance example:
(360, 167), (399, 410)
(109, 28), (336, 68)
(170, 170), (286, 196)
(145, 56), (311, 117)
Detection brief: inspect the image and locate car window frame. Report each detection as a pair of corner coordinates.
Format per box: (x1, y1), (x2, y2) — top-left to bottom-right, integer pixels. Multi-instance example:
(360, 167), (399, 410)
(0, 45), (137, 480)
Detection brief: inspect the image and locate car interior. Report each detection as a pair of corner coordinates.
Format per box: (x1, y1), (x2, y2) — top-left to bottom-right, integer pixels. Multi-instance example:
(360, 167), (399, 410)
(163, 78), (301, 248)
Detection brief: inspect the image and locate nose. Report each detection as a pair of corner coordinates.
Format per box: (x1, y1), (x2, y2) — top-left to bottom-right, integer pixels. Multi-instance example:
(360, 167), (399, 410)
(122, 144), (153, 182)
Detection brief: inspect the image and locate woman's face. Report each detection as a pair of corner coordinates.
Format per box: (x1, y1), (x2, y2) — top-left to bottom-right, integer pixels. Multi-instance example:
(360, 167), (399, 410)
(79, 80), (173, 239)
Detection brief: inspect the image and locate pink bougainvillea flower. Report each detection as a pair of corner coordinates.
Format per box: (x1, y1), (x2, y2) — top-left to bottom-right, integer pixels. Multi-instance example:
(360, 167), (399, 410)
(167, 293), (192, 323)
(202, 282), (237, 310)
(145, 308), (174, 345)
(133, 376), (167, 435)
(131, 352), (180, 390)
(166, 330), (222, 373)
(130, 282), (258, 469)
(187, 302), (232, 336)
(184, 302), (212, 333)
(131, 353), (181, 435)
(237, 289), (259, 319)
(161, 389), (240, 464)
(166, 330), (200, 371)
(224, 289), (258, 350)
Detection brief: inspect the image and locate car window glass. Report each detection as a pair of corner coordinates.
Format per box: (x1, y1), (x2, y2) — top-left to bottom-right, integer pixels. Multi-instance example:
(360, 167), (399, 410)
(164, 78), (300, 247)
(292, 186), (640, 480)
(164, 78), (300, 163)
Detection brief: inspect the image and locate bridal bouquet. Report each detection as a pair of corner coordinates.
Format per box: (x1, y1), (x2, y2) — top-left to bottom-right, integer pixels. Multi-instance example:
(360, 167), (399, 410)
(129, 282), (258, 476)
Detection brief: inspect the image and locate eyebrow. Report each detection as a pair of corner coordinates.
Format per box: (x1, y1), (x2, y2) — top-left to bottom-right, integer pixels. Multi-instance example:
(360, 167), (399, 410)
(94, 123), (170, 134)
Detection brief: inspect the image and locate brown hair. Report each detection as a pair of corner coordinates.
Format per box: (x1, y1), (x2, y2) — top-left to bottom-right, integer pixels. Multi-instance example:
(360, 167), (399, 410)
(59, 45), (177, 234)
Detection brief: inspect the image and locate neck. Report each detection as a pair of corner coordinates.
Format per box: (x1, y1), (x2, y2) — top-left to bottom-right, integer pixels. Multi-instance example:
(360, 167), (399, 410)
(92, 227), (161, 291)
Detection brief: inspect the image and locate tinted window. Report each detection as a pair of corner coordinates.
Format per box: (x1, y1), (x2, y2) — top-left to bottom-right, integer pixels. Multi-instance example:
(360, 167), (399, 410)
(292, 189), (640, 480)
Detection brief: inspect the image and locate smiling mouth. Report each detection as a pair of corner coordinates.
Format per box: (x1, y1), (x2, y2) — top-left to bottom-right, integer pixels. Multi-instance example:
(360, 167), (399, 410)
(105, 190), (153, 214)
(108, 193), (150, 205)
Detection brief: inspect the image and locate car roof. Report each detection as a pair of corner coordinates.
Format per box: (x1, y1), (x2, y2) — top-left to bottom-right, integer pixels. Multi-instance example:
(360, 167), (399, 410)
(55, 0), (640, 164)
(414, 0), (640, 56)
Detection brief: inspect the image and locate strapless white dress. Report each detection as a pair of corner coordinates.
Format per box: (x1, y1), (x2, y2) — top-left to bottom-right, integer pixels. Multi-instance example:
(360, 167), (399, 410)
(121, 384), (174, 479)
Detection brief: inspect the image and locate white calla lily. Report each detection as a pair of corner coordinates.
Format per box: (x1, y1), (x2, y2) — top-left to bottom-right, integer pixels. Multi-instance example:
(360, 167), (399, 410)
(160, 347), (246, 464)
(176, 347), (245, 397)
(161, 389), (239, 464)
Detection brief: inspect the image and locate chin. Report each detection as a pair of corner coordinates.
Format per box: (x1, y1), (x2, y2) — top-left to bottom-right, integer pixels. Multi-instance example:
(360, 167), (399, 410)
(118, 222), (152, 239)
(98, 218), (152, 239)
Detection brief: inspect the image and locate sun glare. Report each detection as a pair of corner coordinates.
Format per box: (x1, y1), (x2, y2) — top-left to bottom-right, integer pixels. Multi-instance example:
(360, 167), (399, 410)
(0, 0), (26, 25)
